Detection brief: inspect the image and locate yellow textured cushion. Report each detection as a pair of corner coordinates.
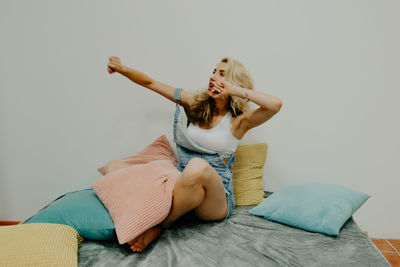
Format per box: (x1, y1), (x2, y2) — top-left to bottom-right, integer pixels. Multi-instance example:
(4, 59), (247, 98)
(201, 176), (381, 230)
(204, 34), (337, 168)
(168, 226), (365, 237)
(0, 223), (79, 267)
(232, 143), (268, 206)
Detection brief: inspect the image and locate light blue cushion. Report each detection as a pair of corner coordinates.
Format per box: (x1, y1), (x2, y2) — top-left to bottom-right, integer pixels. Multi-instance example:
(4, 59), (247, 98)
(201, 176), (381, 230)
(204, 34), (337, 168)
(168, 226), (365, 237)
(249, 182), (370, 236)
(25, 189), (115, 240)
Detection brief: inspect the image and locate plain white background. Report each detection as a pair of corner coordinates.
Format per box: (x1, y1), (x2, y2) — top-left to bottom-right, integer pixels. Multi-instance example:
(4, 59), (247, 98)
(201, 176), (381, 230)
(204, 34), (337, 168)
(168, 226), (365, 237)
(1, 0), (399, 238)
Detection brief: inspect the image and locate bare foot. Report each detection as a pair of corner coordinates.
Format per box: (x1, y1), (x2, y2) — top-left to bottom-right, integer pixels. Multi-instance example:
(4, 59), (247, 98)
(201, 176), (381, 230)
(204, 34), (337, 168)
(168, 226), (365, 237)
(127, 226), (162, 253)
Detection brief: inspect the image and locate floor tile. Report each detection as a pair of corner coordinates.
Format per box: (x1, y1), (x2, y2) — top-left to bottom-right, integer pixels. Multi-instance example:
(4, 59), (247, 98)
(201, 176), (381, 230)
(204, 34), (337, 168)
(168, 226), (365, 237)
(372, 239), (396, 252)
(382, 252), (400, 267)
(388, 240), (400, 253)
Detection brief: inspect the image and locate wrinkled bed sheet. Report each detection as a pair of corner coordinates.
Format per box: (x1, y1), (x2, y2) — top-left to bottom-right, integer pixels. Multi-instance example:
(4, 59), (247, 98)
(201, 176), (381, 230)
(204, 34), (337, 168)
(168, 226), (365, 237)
(78, 193), (389, 267)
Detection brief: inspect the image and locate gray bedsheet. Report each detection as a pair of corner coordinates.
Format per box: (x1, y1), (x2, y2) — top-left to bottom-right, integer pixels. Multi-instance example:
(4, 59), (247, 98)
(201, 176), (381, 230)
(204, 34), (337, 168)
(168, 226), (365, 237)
(78, 193), (389, 267)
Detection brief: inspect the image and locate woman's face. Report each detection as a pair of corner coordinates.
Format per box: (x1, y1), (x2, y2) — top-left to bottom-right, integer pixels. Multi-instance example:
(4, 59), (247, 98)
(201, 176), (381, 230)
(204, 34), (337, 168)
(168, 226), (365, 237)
(208, 62), (229, 99)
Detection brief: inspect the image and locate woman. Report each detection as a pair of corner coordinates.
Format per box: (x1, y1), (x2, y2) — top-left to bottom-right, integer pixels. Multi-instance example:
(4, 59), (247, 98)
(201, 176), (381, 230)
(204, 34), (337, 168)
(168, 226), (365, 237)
(101, 56), (283, 252)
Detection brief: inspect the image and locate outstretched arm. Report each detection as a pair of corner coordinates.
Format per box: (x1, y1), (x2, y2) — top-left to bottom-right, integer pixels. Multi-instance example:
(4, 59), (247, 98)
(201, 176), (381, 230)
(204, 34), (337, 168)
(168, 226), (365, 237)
(107, 56), (194, 109)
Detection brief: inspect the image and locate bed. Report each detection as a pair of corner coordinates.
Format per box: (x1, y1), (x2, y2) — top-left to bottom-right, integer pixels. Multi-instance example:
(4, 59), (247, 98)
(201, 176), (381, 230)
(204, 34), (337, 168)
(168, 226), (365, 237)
(79, 192), (390, 266)
(2, 137), (390, 266)
(14, 191), (389, 267)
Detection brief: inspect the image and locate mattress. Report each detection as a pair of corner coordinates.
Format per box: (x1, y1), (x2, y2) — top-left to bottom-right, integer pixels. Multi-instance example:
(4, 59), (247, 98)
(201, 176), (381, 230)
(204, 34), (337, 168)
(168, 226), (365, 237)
(77, 192), (390, 267)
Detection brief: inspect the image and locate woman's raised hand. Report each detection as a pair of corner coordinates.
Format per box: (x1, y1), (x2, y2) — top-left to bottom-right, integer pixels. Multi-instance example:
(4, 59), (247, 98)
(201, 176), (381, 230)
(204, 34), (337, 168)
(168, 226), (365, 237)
(213, 80), (233, 95)
(107, 56), (125, 74)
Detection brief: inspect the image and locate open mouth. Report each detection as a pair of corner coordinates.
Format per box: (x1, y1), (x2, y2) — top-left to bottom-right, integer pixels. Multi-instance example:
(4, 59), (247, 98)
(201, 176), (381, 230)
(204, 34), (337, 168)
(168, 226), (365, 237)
(208, 82), (222, 95)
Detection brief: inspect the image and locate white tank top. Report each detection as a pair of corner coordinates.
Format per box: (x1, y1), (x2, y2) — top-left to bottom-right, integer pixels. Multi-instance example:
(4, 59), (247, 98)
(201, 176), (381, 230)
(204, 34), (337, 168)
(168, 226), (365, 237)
(187, 112), (240, 158)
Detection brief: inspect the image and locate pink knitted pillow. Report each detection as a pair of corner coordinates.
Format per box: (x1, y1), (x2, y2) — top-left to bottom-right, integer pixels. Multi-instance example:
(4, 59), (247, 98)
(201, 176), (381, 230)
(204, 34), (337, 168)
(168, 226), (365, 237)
(91, 159), (180, 244)
(120, 134), (177, 166)
(97, 135), (177, 174)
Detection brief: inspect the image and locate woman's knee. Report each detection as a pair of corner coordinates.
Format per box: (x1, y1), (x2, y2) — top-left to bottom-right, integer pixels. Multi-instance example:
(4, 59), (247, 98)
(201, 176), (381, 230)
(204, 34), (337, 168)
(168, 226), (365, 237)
(181, 158), (211, 186)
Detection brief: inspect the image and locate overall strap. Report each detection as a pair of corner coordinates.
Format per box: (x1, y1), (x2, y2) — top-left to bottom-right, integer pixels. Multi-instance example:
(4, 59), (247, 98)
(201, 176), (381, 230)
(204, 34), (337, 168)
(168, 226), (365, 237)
(173, 88), (182, 106)
(173, 88), (190, 127)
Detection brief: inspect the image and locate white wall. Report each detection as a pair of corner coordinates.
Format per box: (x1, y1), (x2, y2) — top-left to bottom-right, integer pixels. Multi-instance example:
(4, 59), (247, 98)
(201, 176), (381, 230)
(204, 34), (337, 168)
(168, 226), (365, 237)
(1, 0), (399, 238)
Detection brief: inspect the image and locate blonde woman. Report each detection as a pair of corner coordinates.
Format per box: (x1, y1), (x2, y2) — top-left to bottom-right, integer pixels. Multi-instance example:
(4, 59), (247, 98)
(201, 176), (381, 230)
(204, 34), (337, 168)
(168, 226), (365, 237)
(102, 56), (283, 252)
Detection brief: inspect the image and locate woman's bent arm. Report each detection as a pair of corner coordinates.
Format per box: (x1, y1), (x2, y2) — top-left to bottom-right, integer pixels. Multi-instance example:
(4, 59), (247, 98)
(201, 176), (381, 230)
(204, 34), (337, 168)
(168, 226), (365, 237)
(230, 85), (283, 132)
(108, 56), (194, 109)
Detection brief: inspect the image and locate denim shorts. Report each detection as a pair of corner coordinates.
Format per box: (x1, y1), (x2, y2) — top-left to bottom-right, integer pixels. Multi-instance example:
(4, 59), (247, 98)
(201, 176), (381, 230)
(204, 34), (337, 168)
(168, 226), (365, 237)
(175, 145), (236, 220)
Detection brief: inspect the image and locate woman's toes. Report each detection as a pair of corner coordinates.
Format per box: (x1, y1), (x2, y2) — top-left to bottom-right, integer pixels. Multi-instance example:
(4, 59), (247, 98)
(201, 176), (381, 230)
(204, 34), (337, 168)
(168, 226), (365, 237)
(130, 245), (142, 252)
(127, 226), (162, 253)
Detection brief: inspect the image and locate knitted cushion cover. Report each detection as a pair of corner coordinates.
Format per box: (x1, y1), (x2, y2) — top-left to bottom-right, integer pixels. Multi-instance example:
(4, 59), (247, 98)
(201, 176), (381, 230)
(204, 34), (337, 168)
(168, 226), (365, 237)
(0, 223), (79, 267)
(92, 159), (180, 244)
(97, 134), (178, 174)
(120, 134), (178, 166)
(232, 143), (268, 206)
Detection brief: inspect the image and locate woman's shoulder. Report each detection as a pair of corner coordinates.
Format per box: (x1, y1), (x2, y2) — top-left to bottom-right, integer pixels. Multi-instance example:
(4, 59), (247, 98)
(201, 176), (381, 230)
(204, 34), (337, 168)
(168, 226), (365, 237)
(179, 89), (196, 110)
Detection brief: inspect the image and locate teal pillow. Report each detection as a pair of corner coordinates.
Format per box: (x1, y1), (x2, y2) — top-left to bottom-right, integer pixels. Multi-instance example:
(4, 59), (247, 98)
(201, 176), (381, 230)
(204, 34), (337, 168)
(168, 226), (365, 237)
(249, 182), (370, 236)
(25, 189), (115, 240)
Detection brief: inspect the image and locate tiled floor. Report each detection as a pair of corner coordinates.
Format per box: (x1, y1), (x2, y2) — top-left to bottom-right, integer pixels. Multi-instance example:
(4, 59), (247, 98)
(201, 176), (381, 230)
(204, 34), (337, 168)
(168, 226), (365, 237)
(371, 239), (400, 266)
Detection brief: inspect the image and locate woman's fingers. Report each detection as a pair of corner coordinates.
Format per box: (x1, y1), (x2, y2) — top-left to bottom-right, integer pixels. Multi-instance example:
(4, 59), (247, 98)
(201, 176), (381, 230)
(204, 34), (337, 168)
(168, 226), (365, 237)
(109, 63), (119, 71)
(107, 56), (121, 74)
(213, 83), (223, 93)
(110, 56), (121, 63)
(108, 62), (119, 74)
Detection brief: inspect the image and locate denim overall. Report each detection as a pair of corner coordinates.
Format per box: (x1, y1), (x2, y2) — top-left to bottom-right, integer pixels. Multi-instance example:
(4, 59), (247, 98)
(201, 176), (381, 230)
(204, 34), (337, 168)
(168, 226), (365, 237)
(173, 88), (236, 219)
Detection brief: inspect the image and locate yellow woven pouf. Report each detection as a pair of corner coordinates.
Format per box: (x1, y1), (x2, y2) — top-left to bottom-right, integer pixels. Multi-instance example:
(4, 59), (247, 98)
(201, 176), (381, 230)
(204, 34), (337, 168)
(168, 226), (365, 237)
(232, 143), (268, 206)
(0, 223), (80, 267)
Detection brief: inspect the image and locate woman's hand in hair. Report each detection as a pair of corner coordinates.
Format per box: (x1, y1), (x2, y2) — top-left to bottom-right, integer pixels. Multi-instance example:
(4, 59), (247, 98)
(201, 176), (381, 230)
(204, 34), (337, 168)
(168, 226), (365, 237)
(107, 56), (126, 74)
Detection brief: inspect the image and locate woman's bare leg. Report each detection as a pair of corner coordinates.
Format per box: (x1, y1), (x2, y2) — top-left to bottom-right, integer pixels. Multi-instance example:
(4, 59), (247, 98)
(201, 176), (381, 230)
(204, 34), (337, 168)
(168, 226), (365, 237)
(128, 157), (228, 252)
(161, 157), (228, 228)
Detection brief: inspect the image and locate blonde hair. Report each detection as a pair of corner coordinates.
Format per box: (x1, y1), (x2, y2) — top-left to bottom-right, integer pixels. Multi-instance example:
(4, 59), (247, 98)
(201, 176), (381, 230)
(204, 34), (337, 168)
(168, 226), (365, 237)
(187, 56), (254, 126)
